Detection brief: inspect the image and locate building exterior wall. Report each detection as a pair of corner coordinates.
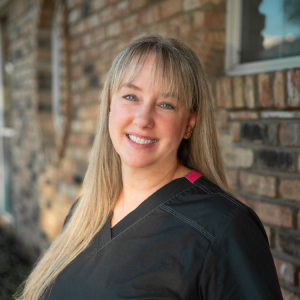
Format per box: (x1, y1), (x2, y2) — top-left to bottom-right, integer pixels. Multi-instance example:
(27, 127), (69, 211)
(0, 0), (299, 298)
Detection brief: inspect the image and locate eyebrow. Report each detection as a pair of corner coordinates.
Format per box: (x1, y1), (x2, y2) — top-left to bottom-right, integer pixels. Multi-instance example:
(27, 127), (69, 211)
(120, 83), (142, 91)
(120, 83), (178, 99)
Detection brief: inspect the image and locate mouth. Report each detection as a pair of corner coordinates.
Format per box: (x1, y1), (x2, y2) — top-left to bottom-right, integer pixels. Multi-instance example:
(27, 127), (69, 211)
(127, 134), (158, 145)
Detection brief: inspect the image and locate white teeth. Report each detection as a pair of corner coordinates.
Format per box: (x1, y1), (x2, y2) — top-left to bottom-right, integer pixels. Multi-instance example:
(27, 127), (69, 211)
(128, 135), (157, 144)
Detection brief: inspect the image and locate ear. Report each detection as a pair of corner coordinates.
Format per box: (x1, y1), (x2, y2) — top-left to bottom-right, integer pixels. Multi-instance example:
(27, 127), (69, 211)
(183, 109), (198, 139)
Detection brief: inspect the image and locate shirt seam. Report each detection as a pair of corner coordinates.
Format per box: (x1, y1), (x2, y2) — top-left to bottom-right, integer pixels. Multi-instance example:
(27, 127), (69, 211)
(160, 204), (215, 242)
(97, 184), (194, 253)
(198, 206), (241, 288)
(194, 180), (242, 208)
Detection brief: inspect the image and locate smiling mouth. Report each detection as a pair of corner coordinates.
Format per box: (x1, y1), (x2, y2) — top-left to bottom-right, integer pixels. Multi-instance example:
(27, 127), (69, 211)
(127, 134), (158, 144)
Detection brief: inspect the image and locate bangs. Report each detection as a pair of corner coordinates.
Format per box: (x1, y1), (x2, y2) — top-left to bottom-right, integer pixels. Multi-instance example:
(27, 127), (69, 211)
(109, 43), (197, 111)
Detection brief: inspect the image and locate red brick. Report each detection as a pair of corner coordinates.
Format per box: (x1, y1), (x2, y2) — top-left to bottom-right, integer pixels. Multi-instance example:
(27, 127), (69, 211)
(115, 0), (129, 17)
(273, 71), (286, 108)
(85, 15), (99, 30)
(68, 133), (92, 146)
(77, 105), (100, 119)
(222, 77), (233, 108)
(225, 169), (238, 190)
(68, 8), (80, 24)
(59, 170), (73, 183)
(217, 109), (228, 129)
(221, 147), (253, 168)
(279, 179), (300, 202)
(65, 146), (91, 161)
(240, 172), (277, 198)
(91, 0), (106, 11)
(274, 258), (297, 285)
(141, 5), (160, 24)
(80, 90), (100, 104)
(193, 10), (225, 29)
(258, 73), (272, 107)
(71, 119), (96, 133)
(216, 80), (225, 108)
(231, 122), (240, 142)
(287, 69), (300, 107)
(61, 159), (76, 172)
(201, 0), (223, 3)
(229, 111), (259, 120)
(106, 20), (121, 37)
(193, 10), (204, 29)
(281, 288), (300, 300)
(183, 0), (201, 10)
(170, 15), (191, 37)
(254, 201), (294, 229)
(233, 76), (244, 108)
(99, 6), (114, 24)
(122, 13), (139, 32)
(279, 123), (300, 147)
(263, 225), (273, 246)
(161, 0), (182, 19)
(216, 78), (233, 108)
(130, 0), (148, 10)
(92, 28), (105, 44)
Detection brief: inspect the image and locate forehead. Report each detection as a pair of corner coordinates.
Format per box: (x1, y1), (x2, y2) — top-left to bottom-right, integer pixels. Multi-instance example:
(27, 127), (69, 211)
(117, 54), (178, 96)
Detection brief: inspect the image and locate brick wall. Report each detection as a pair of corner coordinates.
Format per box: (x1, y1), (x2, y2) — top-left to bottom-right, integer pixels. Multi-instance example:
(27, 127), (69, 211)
(213, 69), (300, 298)
(0, 0), (299, 298)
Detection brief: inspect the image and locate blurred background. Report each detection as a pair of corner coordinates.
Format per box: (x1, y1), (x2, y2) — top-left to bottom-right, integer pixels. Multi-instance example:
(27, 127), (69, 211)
(0, 0), (299, 298)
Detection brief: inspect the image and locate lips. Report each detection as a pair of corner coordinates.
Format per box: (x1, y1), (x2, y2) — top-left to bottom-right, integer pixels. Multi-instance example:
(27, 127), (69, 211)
(127, 134), (158, 144)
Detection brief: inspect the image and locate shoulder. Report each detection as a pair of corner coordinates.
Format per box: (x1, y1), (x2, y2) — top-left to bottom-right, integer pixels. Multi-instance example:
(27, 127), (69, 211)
(162, 175), (269, 245)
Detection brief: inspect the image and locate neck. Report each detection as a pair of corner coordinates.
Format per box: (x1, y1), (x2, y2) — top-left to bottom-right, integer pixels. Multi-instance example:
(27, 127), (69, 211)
(117, 160), (190, 211)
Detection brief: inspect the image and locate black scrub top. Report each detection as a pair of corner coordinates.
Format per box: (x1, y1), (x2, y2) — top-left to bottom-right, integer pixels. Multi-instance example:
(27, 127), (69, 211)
(42, 171), (283, 300)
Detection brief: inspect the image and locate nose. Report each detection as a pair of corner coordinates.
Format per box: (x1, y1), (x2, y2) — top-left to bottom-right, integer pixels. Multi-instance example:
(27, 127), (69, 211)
(133, 103), (154, 129)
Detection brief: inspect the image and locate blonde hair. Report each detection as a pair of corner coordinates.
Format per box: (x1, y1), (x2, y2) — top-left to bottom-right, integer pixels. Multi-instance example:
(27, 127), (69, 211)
(15, 34), (228, 300)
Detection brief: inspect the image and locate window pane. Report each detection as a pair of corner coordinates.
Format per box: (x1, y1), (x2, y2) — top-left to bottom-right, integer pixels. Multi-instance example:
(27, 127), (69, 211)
(1, 136), (13, 214)
(241, 0), (300, 63)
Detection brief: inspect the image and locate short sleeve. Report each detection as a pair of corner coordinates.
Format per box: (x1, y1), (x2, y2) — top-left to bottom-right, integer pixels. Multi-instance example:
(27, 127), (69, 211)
(62, 197), (80, 229)
(198, 208), (283, 300)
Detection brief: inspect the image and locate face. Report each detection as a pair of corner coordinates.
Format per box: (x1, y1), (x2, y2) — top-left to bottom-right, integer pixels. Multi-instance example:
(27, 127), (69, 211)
(109, 55), (197, 171)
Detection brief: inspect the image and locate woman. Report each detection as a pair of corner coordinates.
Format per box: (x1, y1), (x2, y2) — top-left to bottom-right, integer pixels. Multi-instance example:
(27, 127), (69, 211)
(16, 35), (283, 300)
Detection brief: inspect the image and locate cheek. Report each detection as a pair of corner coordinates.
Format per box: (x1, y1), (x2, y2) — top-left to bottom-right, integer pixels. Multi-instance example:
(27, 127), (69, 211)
(109, 106), (132, 138)
(160, 115), (187, 141)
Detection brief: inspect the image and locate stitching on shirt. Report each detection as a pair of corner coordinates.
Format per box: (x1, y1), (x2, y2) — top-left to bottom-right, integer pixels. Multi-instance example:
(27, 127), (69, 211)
(97, 185), (194, 253)
(194, 181), (242, 208)
(160, 204), (214, 242)
(198, 207), (240, 287)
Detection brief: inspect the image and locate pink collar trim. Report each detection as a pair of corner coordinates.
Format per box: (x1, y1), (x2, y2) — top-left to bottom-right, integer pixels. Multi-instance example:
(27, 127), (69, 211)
(185, 170), (202, 183)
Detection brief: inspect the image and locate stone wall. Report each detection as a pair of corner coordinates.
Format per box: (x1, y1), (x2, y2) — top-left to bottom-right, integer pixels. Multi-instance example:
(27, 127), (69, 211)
(0, 0), (299, 298)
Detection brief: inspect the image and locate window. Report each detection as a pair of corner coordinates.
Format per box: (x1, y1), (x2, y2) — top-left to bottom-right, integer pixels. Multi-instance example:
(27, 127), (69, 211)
(0, 16), (14, 222)
(226, 0), (300, 75)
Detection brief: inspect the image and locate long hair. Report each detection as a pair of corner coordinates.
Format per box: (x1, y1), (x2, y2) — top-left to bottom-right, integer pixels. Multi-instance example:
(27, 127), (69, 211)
(15, 34), (228, 300)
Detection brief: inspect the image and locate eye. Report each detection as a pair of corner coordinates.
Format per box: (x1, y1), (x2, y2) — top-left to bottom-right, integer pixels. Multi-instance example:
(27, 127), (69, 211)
(160, 103), (174, 109)
(124, 95), (137, 101)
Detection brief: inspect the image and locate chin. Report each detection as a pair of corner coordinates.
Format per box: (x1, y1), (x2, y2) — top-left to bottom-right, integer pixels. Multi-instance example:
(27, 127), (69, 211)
(122, 157), (157, 169)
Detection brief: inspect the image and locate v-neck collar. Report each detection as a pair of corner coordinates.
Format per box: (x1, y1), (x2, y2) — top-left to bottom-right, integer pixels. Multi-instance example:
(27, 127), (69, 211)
(97, 170), (202, 252)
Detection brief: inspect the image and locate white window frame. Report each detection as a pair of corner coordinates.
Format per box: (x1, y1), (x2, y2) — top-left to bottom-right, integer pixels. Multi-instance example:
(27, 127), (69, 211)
(51, 7), (62, 139)
(0, 20), (14, 224)
(225, 0), (300, 76)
